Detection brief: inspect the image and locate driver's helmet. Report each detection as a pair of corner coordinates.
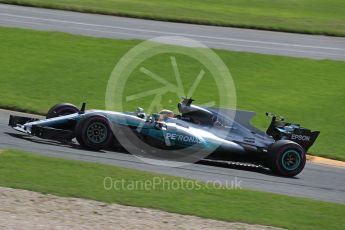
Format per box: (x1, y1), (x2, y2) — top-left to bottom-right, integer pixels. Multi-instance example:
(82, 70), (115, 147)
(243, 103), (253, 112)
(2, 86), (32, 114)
(159, 109), (174, 121)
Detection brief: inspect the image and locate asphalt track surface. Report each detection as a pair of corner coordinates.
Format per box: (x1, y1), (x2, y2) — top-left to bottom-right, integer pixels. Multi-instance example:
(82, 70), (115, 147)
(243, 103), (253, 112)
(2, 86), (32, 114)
(1, 109), (345, 204)
(1, 4), (345, 61)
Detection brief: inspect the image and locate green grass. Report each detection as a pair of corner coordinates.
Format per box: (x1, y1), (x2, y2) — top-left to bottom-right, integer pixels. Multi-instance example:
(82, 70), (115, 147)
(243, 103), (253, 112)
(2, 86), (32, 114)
(0, 149), (344, 230)
(1, 0), (345, 36)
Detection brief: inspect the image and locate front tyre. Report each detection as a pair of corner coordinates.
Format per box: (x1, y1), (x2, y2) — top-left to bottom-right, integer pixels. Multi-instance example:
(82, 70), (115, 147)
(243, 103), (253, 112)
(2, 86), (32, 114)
(75, 115), (113, 151)
(267, 140), (306, 177)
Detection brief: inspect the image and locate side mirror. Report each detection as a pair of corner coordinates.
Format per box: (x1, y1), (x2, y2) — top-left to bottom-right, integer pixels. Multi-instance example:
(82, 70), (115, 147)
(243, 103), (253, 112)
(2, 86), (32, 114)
(146, 113), (160, 122)
(152, 113), (160, 122)
(136, 107), (146, 119)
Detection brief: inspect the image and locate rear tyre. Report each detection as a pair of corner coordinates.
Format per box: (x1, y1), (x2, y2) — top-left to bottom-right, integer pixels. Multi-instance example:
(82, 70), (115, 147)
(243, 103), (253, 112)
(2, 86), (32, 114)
(267, 140), (306, 177)
(46, 103), (79, 119)
(75, 115), (113, 151)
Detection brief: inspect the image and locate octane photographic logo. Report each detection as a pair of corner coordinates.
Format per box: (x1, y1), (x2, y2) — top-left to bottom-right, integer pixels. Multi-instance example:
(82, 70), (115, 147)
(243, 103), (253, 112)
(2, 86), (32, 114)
(105, 36), (236, 167)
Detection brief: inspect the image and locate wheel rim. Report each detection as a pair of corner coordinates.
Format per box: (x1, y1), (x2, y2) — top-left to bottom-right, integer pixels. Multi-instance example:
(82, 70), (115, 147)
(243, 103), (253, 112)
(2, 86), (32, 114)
(86, 122), (108, 144)
(281, 149), (301, 171)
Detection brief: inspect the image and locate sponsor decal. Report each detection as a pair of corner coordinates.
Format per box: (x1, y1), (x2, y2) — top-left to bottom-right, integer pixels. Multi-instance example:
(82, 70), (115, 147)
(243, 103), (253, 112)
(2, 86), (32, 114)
(166, 132), (202, 144)
(291, 134), (310, 142)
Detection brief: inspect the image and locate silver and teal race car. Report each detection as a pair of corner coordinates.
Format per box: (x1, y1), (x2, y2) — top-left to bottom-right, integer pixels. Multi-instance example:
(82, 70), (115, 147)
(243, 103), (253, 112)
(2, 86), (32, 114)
(8, 98), (319, 177)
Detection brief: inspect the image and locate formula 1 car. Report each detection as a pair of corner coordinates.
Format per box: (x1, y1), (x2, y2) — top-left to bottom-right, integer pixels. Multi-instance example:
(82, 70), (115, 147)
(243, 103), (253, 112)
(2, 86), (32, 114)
(8, 98), (319, 177)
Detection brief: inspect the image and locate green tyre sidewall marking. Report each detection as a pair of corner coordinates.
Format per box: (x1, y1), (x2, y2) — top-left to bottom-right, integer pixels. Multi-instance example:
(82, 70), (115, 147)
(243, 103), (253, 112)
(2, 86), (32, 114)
(281, 149), (301, 171)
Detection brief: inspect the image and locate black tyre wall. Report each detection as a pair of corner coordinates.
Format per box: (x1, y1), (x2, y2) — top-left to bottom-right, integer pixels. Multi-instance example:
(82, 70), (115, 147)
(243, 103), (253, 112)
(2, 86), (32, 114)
(46, 103), (79, 119)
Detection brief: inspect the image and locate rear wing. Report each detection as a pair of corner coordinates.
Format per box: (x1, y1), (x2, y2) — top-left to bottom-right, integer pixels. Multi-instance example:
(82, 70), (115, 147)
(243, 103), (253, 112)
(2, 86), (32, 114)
(290, 130), (320, 152)
(265, 113), (320, 152)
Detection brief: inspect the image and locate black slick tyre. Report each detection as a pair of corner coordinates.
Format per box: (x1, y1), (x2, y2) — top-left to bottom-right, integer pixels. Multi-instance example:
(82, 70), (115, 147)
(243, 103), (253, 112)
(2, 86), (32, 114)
(75, 115), (113, 151)
(46, 103), (79, 119)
